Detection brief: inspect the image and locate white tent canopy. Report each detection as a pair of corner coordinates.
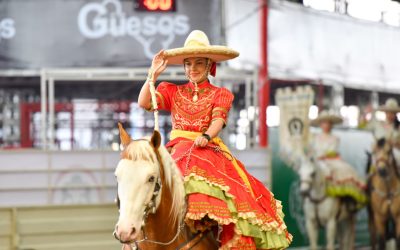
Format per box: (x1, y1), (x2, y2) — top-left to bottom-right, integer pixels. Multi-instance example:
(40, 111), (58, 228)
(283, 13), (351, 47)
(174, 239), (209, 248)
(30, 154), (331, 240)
(226, 0), (400, 93)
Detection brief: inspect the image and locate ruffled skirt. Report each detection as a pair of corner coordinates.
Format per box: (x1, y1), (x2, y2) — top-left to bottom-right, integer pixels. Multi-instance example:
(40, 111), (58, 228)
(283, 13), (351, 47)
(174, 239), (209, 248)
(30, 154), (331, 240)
(167, 137), (292, 249)
(317, 159), (367, 205)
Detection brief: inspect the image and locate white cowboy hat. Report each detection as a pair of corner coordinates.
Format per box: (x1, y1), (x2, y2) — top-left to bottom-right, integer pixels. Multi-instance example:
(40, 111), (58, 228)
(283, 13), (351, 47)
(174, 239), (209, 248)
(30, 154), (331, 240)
(377, 98), (400, 112)
(311, 110), (343, 126)
(164, 30), (239, 64)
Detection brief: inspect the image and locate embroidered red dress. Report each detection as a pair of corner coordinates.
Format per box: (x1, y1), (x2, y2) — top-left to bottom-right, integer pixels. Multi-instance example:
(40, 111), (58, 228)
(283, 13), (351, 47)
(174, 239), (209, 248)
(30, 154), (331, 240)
(155, 80), (292, 249)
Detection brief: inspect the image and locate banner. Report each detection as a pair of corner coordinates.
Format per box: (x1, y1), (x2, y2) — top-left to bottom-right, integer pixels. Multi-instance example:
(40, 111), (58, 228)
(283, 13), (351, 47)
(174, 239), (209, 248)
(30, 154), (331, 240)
(275, 86), (314, 165)
(0, 0), (220, 69)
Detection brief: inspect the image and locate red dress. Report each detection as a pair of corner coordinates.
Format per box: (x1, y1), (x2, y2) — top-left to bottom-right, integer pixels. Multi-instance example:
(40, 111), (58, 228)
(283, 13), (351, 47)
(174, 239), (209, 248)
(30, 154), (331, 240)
(155, 80), (292, 249)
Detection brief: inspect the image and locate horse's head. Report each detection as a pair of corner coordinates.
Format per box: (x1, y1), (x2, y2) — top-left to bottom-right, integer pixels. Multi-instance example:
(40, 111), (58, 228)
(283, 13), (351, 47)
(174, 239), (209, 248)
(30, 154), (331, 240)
(373, 138), (397, 178)
(114, 124), (163, 243)
(298, 155), (317, 197)
(113, 124), (185, 245)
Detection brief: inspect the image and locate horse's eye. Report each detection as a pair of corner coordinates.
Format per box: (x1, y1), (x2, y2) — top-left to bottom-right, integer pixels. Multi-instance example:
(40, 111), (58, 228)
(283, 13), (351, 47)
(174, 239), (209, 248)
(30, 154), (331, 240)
(148, 176), (155, 183)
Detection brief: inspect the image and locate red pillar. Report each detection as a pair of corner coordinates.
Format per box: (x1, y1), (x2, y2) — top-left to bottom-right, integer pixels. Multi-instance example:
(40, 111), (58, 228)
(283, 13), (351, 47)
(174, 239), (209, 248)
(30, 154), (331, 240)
(259, 0), (269, 147)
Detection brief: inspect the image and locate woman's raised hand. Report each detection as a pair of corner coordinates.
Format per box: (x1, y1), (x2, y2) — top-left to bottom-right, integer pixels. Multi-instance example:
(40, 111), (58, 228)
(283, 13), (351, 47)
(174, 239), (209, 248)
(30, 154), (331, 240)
(150, 50), (168, 80)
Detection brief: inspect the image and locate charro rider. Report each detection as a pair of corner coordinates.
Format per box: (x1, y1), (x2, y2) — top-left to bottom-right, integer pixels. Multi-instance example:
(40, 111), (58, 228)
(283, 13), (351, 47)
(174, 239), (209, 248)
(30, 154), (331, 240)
(138, 30), (292, 249)
(368, 98), (400, 143)
(366, 98), (400, 172)
(308, 110), (367, 207)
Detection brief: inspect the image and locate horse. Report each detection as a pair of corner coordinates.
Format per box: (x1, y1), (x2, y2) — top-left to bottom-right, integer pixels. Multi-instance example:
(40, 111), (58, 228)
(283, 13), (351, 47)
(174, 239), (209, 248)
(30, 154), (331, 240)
(297, 155), (356, 250)
(113, 124), (218, 250)
(368, 138), (400, 250)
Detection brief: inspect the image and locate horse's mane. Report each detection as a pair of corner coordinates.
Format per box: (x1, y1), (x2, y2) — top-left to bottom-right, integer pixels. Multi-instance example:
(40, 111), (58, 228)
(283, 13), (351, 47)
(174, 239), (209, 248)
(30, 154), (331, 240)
(374, 138), (400, 178)
(125, 139), (186, 225)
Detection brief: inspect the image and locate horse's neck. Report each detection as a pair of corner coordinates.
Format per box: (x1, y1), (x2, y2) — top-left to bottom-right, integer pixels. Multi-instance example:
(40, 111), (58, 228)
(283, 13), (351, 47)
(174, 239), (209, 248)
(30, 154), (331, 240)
(311, 165), (326, 198)
(143, 181), (183, 247)
(388, 164), (400, 187)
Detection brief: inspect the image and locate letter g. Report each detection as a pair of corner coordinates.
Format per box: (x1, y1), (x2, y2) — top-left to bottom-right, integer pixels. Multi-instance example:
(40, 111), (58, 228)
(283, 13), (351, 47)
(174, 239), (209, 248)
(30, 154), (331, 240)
(78, 3), (107, 39)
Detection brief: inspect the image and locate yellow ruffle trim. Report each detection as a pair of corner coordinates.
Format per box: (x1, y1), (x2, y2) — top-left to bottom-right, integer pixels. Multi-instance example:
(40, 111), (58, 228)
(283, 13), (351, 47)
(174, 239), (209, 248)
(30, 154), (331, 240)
(184, 175), (293, 249)
(326, 184), (368, 206)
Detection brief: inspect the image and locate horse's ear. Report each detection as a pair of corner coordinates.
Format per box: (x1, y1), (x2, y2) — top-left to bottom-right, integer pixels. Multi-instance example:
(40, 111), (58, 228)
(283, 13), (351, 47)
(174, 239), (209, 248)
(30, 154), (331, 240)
(150, 130), (161, 149)
(118, 122), (132, 148)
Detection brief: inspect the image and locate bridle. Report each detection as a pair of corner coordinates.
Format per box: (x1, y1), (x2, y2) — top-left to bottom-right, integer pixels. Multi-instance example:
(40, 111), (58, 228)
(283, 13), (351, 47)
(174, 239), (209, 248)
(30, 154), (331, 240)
(371, 150), (400, 201)
(114, 139), (207, 250)
(299, 160), (328, 228)
(301, 170), (327, 204)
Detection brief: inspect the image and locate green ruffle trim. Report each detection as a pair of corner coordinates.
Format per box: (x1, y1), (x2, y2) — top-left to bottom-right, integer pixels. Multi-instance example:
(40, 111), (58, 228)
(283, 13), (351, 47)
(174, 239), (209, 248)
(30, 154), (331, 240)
(237, 219), (290, 249)
(326, 184), (368, 206)
(184, 177), (291, 249)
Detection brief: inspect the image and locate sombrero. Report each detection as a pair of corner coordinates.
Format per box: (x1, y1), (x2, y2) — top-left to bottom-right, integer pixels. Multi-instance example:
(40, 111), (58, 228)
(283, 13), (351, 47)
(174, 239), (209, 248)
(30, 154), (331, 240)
(311, 110), (343, 126)
(164, 30), (239, 65)
(378, 98), (400, 112)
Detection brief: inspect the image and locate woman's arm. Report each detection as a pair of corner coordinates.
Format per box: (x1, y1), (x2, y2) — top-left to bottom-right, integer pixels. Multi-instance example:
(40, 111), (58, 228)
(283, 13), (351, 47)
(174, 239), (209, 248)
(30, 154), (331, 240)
(138, 50), (168, 110)
(194, 120), (225, 147)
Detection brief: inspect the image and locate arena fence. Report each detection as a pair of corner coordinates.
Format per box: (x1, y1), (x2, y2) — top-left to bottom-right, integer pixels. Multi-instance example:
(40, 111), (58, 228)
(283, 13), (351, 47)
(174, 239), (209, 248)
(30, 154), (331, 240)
(0, 204), (120, 250)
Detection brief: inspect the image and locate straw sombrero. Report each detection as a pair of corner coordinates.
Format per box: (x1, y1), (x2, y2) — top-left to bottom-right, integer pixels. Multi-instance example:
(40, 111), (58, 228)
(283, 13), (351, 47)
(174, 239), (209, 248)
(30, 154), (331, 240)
(378, 98), (400, 112)
(164, 30), (239, 65)
(311, 110), (343, 126)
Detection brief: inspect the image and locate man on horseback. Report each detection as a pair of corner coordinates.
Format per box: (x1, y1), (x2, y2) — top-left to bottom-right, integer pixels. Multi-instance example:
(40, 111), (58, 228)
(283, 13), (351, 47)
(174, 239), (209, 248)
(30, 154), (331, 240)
(137, 30), (292, 249)
(367, 98), (400, 174)
(365, 98), (400, 249)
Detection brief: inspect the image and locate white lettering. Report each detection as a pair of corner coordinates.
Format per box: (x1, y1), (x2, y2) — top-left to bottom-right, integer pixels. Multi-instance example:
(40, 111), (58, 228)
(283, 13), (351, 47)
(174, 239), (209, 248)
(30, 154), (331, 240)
(175, 15), (190, 35)
(77, 0), (191, 59)
(126, 17), (141, 36)
(0, 18), (16, 40)
(142, 16), (157, 36)
(78, 3), (108, 39)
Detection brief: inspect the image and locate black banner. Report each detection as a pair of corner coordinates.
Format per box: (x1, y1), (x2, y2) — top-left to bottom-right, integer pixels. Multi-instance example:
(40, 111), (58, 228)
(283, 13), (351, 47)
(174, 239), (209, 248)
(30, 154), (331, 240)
(0, 0), (220, 69)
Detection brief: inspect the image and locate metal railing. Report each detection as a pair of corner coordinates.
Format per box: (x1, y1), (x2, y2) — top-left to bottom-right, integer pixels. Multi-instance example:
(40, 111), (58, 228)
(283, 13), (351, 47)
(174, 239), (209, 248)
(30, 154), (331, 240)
(0, 204), (120, 250)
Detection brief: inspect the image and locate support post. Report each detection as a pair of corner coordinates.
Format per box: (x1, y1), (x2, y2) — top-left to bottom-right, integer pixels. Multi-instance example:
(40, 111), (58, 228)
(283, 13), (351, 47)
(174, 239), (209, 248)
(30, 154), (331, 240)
(259, 0), (269, 147)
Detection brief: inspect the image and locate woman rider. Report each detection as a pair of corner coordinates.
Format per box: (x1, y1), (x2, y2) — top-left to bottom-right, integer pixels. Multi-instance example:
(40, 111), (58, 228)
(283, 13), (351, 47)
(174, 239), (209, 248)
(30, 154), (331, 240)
(138, 30), (292, 249)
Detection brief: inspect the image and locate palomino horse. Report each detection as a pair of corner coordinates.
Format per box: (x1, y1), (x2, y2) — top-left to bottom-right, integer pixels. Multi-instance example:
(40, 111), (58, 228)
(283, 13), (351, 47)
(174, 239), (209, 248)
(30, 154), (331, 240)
(368, 138), (400, 250)
(298, 155), (356, 250)
(113, 124), (218, 250)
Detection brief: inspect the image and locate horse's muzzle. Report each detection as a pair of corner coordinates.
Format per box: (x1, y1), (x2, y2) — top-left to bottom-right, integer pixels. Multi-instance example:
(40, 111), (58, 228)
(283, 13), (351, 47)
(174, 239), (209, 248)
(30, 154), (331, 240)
(300, 189), (309, 197)
(114, 229), (134, 244)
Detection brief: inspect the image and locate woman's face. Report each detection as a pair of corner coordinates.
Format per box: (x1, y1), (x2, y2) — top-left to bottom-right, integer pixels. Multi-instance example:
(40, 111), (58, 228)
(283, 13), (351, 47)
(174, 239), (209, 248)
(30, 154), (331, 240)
(184, 57), (209, 83)
(320, 121), (332, 133)
(385, 111), (397, 123)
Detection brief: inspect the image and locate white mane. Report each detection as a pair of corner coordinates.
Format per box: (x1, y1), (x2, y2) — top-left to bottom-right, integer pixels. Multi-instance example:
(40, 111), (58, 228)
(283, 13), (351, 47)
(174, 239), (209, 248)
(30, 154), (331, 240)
(124, 139), (186, 225)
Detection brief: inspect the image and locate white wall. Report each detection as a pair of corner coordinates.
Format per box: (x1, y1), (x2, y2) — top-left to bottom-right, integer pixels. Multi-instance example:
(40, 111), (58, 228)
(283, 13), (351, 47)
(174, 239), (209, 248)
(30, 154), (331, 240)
(225, 0), (400, 93)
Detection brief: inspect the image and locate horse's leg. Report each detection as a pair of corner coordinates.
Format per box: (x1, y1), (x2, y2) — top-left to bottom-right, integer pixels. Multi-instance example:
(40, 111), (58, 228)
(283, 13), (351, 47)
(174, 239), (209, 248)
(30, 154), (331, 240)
(348, 213), (356, 250)
(374, 212), (387, 250)
(305, 215), (318, 250)
(393, 199), (400, 250)
(369, 203), (377, 250)
(341, 212), (356, 250)
(326, 216), (337, 250)
(336, 220), (344, 249)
